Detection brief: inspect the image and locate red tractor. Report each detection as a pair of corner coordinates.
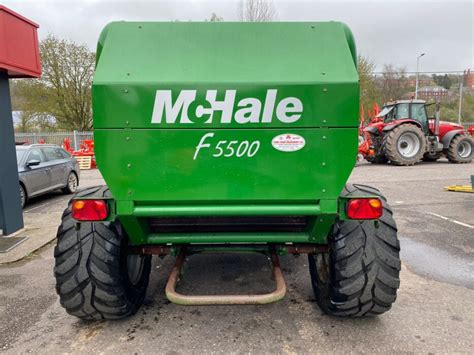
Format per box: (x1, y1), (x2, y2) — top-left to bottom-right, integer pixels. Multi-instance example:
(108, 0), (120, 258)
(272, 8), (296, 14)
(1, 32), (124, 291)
(361, 100), (473, 165)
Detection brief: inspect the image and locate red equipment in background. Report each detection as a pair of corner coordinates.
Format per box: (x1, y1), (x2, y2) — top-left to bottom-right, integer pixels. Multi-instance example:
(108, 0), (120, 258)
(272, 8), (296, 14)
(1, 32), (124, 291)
(357, 103), (380, 161)
(468, 126), (474, 138)
(358, 100), (473, 165)
(63, 138), (96, 169)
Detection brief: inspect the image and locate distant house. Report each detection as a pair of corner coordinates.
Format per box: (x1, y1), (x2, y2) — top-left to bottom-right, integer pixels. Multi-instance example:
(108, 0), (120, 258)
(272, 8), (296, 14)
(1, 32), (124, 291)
(407, 77), (433, 87)
(417, 85), (449, 99)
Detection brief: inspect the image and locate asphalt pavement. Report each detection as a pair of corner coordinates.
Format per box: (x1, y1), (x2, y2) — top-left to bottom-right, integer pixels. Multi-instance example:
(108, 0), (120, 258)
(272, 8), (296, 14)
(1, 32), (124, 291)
(0, 161), (473, 354)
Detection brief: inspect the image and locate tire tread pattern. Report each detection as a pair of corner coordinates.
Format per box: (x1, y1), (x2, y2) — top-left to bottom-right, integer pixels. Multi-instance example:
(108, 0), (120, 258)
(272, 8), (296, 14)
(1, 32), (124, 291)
(54, 186), (151, 320)
(446, 135), (473, 164)
(383, 124), (426, 166)
(309, 184), (401, 317)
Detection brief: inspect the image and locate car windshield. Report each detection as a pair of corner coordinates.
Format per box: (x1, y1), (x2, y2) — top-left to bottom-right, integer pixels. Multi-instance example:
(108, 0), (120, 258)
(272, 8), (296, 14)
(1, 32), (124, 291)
(16, 149), (26, 164)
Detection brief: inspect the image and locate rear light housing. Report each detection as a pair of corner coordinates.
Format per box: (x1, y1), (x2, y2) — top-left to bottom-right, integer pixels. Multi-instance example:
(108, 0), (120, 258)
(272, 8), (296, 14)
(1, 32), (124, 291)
(346, 198), (383, 220)
(72, 199), (108, 221)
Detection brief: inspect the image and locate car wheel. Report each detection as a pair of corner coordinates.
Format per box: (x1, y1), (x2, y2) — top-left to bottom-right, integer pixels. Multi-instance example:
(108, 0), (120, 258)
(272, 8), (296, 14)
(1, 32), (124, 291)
(62, 172), (78, 194)
(19, 184), (27, 208)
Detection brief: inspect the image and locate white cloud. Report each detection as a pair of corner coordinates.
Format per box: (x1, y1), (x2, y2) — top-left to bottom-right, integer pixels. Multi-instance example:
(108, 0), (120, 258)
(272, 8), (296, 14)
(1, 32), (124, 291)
(3, 0), (473, 71)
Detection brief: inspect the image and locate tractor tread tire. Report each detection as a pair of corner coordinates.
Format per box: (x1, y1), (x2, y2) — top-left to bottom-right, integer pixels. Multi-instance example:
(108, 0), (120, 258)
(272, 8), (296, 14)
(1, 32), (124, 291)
(446, 135), (473, 164)
(308, 184), (401, 317)
(54, 186), (151, 320)
(383, 125), (426, 166)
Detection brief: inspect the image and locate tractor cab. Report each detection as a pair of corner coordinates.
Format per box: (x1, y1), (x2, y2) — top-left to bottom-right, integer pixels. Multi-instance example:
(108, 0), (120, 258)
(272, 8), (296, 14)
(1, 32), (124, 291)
(377, 100), (429, 132)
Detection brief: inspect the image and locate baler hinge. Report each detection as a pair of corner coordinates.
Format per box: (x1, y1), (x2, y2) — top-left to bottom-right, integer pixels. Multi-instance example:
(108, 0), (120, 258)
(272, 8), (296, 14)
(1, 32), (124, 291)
(165, 248), (287, 305)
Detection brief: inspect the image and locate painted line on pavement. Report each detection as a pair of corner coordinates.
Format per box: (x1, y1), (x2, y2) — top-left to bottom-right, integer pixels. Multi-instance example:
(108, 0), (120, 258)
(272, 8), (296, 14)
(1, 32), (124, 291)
(428, 212), (474, 230)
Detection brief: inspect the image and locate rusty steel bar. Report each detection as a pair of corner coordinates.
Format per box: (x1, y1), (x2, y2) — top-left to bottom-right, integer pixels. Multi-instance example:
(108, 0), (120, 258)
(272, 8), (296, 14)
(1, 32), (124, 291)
(284, 244), (329, 254)
(128, 245), (172, 256)
(165, 248), (287, 305)
(129, 244), (328, 255)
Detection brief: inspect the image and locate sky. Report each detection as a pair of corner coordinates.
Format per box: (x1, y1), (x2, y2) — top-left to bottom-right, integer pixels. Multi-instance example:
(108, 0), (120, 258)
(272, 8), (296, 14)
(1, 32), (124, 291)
(3, 0), (473, 72)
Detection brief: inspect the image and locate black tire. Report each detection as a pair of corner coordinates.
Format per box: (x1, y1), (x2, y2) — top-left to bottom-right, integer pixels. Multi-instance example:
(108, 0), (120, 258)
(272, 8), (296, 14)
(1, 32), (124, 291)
(423, 151), (442, 162)
(384, 124), (426, 166)
(366, 133), (388, 164)
(308, 184), (401, 316)
(19, 184), (27, 209)
(54, 186), (151, 320)
(446, 135), (473, 164)
(62, 171), (79, 194)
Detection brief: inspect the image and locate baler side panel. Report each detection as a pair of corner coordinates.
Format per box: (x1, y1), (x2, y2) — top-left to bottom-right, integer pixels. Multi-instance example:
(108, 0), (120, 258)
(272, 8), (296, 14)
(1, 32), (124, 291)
(92, 21), (360, 245)
(94, 128), (357, 202)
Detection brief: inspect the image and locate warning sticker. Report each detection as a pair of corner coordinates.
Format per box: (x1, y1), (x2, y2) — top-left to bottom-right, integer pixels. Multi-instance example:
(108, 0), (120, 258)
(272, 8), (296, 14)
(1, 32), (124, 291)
(271, 134), (306, 152)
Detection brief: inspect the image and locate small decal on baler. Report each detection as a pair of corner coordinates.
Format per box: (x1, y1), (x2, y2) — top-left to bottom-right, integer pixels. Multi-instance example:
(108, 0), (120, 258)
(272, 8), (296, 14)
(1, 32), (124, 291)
(272, 134), (305, 152)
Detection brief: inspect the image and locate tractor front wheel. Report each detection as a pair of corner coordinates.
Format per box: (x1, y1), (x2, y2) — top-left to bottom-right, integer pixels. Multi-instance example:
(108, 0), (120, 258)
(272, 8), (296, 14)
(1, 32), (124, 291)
(308, 184), (401, 316)
(54, 186), (152, 320)
(384, 125), (426, 165)
(446, 135), (473, 163)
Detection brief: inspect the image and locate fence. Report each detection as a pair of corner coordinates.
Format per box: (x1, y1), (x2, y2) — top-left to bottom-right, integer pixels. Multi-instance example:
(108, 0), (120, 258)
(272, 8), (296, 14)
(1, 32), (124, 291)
(15, 131), (93, 151)
(14, 123), (474, 149)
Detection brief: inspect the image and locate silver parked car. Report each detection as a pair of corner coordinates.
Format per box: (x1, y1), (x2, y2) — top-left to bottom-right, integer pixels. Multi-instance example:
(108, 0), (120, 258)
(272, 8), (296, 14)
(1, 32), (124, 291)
(16, 144), (80, 208)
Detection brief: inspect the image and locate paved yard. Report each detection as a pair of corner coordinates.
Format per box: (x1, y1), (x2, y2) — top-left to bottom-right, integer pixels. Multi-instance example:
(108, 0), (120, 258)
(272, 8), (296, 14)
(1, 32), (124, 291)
(0, 160), (473, 353)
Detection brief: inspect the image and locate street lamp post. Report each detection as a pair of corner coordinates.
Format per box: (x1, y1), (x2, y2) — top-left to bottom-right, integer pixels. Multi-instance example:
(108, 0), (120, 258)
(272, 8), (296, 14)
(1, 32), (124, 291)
(415, 53), (425, 100)
(458, 75), (463, 125)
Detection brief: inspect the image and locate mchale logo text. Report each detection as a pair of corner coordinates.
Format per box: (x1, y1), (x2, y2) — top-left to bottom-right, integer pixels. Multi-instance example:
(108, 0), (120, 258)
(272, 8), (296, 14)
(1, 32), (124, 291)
(151, 89), (303, 124)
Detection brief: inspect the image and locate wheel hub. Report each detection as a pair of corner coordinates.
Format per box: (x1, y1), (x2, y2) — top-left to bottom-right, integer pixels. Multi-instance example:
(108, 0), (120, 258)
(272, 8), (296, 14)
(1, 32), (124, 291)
(68, 174), (78, 192)
(458, 140), (472, 158)
(397, 132), (421, 158)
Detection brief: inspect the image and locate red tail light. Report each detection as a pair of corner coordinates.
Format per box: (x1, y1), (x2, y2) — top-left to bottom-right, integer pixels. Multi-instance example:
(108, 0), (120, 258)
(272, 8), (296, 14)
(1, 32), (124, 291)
(72, 200), (108, 221)
(347, 198), (383, 220)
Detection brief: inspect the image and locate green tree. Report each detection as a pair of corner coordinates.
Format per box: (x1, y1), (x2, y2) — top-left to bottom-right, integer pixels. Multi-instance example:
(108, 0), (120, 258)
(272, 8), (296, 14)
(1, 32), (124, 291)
(12, 35), (95, 131)
(438, 92), (474, 123)
(432, 74), (452, 90)
(358, 55), (379, 120)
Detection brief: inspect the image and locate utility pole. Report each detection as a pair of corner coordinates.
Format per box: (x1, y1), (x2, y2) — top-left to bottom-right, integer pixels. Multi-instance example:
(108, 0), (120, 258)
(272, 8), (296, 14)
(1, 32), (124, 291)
(415, 53), (425, 100)
(458, 74), (464, 125)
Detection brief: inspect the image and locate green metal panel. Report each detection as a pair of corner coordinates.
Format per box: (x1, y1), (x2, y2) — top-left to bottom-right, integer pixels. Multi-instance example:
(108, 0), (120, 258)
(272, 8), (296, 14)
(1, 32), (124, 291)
(92, 21), (360, 245)
(94, 128), (357, 202)
(93, 22), (358, 129)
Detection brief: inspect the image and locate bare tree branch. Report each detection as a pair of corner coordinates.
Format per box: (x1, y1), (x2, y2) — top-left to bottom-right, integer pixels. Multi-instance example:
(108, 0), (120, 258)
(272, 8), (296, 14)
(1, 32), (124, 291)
(239, 0), (276, 22)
